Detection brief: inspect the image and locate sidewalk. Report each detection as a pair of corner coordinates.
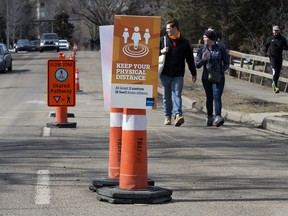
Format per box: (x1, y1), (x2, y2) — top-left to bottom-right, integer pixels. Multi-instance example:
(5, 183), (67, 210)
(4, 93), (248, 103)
(223, 75), (288, 134)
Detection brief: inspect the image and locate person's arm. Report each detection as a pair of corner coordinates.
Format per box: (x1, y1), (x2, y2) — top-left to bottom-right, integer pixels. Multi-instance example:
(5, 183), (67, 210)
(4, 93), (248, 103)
(159, 36), (163, 56)
(282, 37), (288, 50)
(264, 37), (270, 56)
(185, 42), (197, 77)
(221, 47), (230, 72)
(195, 47), (206, 69)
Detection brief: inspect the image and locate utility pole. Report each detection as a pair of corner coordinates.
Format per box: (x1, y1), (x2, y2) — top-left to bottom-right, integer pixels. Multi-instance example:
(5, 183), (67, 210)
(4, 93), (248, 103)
(6, 0), (10, 48)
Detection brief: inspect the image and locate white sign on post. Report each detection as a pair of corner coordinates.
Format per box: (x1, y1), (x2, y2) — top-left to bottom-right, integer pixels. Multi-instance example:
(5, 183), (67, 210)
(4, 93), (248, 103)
(100, 25), (114, 110)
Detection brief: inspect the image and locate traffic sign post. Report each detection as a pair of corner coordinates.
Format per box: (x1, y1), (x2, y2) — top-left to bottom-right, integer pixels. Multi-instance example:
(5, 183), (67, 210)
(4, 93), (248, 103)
(92, 15), (172, 204)
(46, 57), (77, 128)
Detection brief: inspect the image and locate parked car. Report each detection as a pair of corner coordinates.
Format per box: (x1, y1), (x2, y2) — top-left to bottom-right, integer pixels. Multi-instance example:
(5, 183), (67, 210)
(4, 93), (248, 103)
(30, 39), (40, 51)
(40, 33), (60, 52)
(0, 43), (12, 73)
(15, 39), (31, 52)
(59, 39), (70, 50)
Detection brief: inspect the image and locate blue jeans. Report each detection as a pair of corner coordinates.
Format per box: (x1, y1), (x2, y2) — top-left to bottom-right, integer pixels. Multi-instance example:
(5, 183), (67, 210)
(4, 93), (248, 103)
(202, 76), (225, 117)
(160, 75), (183, 117)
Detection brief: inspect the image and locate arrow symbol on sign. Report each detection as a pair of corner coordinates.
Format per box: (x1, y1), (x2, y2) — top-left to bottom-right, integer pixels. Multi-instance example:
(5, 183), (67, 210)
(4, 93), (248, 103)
(53, 96), (61, 103)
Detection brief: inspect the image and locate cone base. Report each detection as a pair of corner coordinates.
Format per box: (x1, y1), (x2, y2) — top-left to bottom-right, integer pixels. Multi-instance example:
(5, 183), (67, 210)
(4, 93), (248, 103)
(89, 175), (155, 191)
(95, 186), (172, 204)
(46, 122), (77, 128)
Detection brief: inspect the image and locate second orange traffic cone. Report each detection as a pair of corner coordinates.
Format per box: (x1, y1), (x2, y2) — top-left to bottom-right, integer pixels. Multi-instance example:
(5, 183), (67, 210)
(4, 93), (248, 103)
(108, 108), (123, 179)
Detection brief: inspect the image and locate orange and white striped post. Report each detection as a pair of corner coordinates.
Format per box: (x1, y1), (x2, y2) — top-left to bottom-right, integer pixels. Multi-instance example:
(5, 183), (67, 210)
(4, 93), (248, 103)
(89, 108), (123, 189)
(69, 53), (81, 92)
(75, 68), (81, 92)
(108, 108), (123, 178)
(69, 53), (75, 60)
(119, 108), (147, 189)
(73, 43), (78, 56)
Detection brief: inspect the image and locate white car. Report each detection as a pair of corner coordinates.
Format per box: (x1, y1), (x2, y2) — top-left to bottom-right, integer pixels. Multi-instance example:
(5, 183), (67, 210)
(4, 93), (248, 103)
(59, 39), (70, 50)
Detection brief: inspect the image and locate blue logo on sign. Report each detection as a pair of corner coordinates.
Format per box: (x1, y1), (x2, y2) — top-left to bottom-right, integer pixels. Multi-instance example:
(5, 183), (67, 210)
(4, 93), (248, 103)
(146, 98), (154, 106)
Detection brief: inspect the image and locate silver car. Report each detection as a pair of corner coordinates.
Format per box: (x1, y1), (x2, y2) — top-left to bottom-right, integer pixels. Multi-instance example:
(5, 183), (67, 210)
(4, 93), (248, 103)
(39, 33), (60, 52)
(0, 43), (12, 73)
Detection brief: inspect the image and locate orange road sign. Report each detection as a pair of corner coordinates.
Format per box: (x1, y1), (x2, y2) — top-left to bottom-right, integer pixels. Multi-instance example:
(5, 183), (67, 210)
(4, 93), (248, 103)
(47, 59), (75, 106)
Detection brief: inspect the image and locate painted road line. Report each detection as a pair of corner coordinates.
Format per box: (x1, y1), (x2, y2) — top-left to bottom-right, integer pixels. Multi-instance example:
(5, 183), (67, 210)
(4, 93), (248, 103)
(42, 127), (51, 137)
(35, 170), (51, 205)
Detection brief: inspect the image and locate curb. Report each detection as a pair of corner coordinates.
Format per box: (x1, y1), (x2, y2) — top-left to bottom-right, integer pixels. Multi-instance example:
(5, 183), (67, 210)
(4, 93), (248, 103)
(262, 115), (288, 134)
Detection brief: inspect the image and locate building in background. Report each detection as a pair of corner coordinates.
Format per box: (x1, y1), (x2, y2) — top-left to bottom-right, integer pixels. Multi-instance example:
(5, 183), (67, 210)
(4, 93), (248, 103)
(33, 0), (88, 47)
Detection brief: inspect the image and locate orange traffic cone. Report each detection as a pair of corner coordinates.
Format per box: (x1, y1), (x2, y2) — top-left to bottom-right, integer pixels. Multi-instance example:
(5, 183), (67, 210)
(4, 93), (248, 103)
(55, 106), (67, 123)
(58, 52), (65, 60)
(119, 108), (147, 189)
(75, 68), (81, 92)
(89, 108), (123, 189)
(69, 53), (75, 60)
(108, 108), (123, 178)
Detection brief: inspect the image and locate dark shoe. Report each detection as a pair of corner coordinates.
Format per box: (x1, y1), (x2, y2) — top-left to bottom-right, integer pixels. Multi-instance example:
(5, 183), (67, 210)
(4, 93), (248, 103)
(214, 115), (224, 127)
(174, 114), (184, 127)
(206, 116), (214, 126)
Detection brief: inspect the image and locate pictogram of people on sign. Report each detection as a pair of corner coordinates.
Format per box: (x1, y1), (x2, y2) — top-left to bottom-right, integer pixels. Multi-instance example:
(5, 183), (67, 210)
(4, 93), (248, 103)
(121, 26), (151, 58)
(123, 28), (129, 44)
(122, 26), (151, 49)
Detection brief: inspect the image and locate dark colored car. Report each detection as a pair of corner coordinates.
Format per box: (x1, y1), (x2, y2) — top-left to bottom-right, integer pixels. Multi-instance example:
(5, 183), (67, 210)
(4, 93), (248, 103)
(0, 43), (12, 73)
(15, 39), (31, 52)
(30, 39), (40, 51)
(40, 33), (60, 52)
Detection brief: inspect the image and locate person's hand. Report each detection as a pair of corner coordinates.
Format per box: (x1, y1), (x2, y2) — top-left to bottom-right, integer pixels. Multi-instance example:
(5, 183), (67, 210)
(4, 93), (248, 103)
(202, 51), (209, 61)
(161, 47), (169, 54)
(192, 75), (197, 83)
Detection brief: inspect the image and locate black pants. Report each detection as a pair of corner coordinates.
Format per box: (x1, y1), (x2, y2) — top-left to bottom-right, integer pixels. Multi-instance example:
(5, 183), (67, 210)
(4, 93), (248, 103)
(270, 57), (283, 87)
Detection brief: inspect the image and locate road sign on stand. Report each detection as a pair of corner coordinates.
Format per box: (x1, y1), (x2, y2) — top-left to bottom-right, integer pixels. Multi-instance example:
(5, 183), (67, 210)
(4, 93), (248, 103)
(47, 59), (76, 106)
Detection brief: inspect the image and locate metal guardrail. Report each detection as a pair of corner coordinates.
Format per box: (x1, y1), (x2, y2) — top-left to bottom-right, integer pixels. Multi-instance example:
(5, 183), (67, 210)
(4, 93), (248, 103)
(228, 50), (288, 92)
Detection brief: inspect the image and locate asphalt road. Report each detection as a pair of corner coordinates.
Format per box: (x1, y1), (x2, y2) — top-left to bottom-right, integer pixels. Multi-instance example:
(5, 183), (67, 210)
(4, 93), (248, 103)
(0, 51), (288, 216)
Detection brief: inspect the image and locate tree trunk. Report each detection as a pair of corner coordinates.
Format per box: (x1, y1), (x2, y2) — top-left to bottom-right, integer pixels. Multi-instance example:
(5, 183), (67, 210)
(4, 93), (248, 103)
(221, 0), (229, 49)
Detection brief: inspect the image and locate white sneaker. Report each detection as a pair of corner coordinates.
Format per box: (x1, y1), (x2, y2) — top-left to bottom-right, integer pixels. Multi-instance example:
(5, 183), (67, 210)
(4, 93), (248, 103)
(214, 115), (224, 127)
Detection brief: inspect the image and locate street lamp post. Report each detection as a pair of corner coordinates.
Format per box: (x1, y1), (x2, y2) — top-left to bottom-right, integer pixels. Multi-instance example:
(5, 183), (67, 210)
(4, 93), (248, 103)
(6, 0), (10, 48)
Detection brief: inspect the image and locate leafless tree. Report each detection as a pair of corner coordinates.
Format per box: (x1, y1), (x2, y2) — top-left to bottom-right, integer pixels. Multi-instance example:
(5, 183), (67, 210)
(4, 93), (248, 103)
(3, 0), (37, 47)
(68, 0), (162, 47)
